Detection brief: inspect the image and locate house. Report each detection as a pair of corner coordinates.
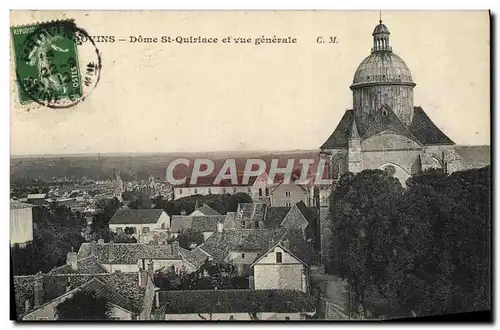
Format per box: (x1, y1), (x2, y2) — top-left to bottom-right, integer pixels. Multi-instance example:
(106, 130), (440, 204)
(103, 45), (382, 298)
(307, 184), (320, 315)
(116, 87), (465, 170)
(270, 183), (310, 207)
(75, 240), (196, 274)
(251, 230), (312, 293)
(26, 193), (48, 206)
(108, 209), (170, 239)
(188, 204), (221, 216)
(151, 289), (316, 320)
(195, 226), (287, 278)
(13, 270), (155, 320)
(173, 176), (254, 200)
(10, 200), (33, 247)
(170, 215), (227, 240)
(250, 172), (274, 203)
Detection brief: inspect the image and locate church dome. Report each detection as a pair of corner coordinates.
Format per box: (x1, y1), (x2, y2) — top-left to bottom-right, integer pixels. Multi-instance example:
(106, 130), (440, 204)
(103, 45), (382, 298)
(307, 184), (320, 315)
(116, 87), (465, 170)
(351, 51), (415, 89)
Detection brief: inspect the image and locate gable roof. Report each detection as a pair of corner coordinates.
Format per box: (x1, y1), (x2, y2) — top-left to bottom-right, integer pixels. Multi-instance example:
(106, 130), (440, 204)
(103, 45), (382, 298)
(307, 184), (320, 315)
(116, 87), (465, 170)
(408, 107), (455, 146)
(156, 289), (316, 314)
(362, 106), (421, 143)
(264, 206), (291, 228)
(190, 204), (221, 216)
(170, 215), (226, 233)
(109, 209), (165, 225)
(13, 272), (146, 319)
(198, 228), (287, 262)
(320, 106), (455, 150)
(250, 229), (312, 267)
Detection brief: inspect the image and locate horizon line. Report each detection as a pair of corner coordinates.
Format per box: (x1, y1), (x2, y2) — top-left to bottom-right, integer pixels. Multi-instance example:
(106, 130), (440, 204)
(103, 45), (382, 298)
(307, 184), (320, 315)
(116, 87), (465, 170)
(10, 144), (491, 158)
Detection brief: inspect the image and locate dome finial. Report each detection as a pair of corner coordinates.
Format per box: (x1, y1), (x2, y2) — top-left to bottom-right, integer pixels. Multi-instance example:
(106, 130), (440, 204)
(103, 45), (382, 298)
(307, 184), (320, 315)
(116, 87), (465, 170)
(379, 10), (382, 24)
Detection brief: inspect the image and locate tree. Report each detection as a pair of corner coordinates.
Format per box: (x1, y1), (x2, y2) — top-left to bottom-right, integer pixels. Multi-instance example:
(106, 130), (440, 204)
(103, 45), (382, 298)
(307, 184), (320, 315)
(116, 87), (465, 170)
(326, 167), (491, 319)
(177, 229), (204, 249)
(55, 291), (111, 320)
(89, 197), (121, 242)
(11, 205), (86, 275)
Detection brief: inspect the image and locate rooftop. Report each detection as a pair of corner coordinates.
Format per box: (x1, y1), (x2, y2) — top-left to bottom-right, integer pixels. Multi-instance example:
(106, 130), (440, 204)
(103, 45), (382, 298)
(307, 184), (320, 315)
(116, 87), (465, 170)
(156, 289), (316, 314)
(109, 209), (165, 225)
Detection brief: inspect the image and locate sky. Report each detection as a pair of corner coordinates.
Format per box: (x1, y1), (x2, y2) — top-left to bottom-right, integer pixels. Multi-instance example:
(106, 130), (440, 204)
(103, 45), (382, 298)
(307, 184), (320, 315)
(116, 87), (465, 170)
(10, 10), (490, 155)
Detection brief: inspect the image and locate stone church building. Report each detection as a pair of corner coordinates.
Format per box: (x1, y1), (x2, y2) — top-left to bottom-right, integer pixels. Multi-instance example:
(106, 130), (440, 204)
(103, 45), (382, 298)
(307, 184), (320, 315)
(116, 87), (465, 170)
(320, 20), (465, 185)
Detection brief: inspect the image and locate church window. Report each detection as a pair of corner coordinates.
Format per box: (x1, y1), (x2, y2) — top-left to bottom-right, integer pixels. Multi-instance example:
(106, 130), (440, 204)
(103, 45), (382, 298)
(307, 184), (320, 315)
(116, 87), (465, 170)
(286, 202), (291, 207)
(258, 188), (263, 197)
(285, 191), (291, 197)
(265, 188), (269, 196)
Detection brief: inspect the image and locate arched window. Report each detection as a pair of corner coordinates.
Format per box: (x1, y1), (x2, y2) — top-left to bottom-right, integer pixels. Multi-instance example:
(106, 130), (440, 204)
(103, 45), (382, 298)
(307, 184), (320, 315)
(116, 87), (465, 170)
(265, 188), (269, 196)
(258, 188), (262, 197)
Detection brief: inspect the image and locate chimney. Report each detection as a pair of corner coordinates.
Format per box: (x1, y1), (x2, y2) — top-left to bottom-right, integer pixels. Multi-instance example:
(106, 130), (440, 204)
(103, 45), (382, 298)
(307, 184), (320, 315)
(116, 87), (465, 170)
(171, 241), (179, 254)
(90, 240), (97, 256)
(155, 288), (160, 308)
(217, 222), (224, 233)
(138, 269), (148, 288)
(108, 244), (114, 263)
(33, 272), (43, 308)
(282, 239), (290, 250)
(66, 249), (78, 271)
(268, 238), (276, 249)
(97, 238), (105, 244)
(180, 209), (186, 216)
(147, 260), (154, 277)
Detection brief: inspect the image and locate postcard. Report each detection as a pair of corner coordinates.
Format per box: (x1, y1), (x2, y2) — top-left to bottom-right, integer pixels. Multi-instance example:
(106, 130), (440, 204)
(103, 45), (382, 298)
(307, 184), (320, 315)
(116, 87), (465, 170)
(10, 10), (491, 322)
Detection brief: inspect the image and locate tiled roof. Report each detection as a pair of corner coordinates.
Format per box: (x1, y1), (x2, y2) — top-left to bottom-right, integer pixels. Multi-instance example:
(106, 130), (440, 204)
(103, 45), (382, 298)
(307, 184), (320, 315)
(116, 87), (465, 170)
(78, 277), (141, 313)
(264, 207), (290, 228)
(179, 247), (211, 270)
(10, 200), (33, 209)
(320, 107), (455, 150)
(236, 203), (267, 224)
(320, 110), (355, 150)
(362, 106), (420, 143)
(171, 215), (226, 233)
(408, 107), (455, 146)
(192, 205), (221, 216)
(48, 255), (107, 275)
(13, 272), (145, 318)
(157, 289), (316, 314)
(109, 209), (164, 225)
(199, 229), (287, 262)
(79, 242), (181, 264)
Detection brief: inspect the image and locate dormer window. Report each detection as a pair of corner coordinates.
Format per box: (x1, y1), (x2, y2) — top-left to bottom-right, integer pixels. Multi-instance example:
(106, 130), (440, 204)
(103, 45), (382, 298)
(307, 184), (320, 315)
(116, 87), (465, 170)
(382, 109), (388, 116)
(276, 252), (283, 264)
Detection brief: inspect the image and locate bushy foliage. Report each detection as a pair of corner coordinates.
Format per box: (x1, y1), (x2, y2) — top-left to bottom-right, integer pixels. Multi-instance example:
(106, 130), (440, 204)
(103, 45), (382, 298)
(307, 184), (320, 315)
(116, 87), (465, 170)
(11, 205), (86, 275)
(327, 167), (491, 318)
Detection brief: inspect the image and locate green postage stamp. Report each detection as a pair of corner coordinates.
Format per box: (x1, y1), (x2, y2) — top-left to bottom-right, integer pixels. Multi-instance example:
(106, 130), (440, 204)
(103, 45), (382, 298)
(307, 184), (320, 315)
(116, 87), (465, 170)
(10, 20), (101, 108)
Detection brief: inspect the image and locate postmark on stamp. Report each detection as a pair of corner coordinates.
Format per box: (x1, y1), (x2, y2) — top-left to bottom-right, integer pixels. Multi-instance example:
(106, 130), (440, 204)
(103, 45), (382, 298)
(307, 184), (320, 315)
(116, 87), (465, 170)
(10, 20), (102, 109)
